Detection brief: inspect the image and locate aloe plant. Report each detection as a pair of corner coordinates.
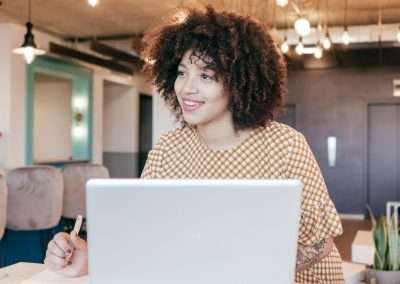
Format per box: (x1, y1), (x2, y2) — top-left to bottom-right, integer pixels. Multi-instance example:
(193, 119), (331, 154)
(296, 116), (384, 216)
(366, 204), (400, 271)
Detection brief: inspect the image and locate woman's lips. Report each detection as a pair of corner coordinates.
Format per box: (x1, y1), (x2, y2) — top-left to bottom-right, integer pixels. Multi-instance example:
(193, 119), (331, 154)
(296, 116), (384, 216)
(182, 98), (204, 112)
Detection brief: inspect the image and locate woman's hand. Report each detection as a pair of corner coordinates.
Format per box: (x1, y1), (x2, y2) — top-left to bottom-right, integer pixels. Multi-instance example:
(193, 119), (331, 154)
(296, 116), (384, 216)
(44, 232), (88, 277)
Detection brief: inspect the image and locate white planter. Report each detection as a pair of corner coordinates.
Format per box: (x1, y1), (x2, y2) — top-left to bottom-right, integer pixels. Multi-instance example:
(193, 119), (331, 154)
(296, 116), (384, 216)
(366, 268), (400, 284)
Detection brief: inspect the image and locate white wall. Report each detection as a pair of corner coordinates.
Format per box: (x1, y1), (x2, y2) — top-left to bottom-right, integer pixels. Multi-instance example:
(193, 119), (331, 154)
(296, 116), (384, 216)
(33, 74), (72, 162)
(103, 81), (138, 153)
(152, 89), (180, 147)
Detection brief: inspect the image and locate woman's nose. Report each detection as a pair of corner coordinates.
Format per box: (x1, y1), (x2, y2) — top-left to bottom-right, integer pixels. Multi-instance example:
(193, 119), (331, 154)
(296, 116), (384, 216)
(182, 76), (198, 94)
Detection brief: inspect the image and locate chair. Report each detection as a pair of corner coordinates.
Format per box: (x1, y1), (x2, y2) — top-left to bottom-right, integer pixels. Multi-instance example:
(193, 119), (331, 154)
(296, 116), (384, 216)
(0, 166), (63, 267)
(62, 164), (109, 218)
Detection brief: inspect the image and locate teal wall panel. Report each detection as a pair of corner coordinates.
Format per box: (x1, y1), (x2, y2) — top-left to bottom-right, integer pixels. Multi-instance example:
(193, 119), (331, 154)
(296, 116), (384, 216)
(26, 56), (93, 166)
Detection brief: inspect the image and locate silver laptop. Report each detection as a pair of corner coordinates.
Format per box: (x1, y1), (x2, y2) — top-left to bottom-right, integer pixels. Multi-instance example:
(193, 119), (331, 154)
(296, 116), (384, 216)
(86, 179), (302, 284)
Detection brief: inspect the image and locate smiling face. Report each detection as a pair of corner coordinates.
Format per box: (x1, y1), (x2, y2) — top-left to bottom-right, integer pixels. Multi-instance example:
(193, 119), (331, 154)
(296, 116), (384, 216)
(174, 50), (231, 129)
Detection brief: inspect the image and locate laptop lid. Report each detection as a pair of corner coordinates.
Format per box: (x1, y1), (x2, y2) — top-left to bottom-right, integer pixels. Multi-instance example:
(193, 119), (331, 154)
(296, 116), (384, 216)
(86, 179), (302, 284)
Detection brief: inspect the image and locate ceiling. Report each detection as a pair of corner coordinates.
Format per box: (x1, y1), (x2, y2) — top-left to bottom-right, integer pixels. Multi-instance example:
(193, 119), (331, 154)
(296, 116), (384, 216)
(1, 0), (400, 40)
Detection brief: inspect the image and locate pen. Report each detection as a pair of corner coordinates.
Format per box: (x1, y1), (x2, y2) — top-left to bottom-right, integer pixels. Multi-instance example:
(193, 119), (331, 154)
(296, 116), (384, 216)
(72, 215), (83, 237)
(66, 215), (83, 265)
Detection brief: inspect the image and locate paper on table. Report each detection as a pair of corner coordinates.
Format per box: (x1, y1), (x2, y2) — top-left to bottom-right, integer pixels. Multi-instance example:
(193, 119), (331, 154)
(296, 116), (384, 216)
(20, 269), (89, 284)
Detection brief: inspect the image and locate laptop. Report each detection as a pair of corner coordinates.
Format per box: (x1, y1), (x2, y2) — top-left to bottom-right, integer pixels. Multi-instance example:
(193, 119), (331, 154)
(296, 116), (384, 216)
(86, 179), (302, 284)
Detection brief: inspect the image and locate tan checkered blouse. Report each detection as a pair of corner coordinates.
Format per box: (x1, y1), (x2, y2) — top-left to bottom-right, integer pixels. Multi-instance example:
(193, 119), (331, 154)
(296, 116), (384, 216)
(142, 121), (344, 284)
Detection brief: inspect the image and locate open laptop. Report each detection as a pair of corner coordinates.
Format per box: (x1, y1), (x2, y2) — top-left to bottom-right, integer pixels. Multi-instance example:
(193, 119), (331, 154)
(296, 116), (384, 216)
(86, 179), (302, 284)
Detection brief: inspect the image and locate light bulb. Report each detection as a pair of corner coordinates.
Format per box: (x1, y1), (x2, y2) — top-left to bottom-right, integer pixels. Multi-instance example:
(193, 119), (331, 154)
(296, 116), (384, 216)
(88, 0), (98, 7)
(173, 9), (189, 24)
(280, 41), (289, 54)
(322, 36), (331, 50)
(23, 46), (36, 64)
(294, 17), (311, 37)
(276, 0), (288, 7)
(314, 45), (323, 59)
(342, 28), (350, 45)
(295, 41), (304, 55)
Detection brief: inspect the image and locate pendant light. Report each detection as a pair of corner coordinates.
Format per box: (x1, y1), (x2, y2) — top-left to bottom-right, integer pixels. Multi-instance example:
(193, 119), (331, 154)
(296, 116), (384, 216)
(295, 37), (304, 55)
(322, 0), (332, 49)
(341, 0), (350, 45)
(13, 0), (45, 64)
(294, 17), (311, 37)
(397, 26), (400, 42)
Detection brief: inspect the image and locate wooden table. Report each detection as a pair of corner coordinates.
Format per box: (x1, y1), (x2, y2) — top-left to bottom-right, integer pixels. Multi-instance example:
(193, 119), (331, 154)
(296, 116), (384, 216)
(0, 262), (45, 284)
(0, 261), (366, 284)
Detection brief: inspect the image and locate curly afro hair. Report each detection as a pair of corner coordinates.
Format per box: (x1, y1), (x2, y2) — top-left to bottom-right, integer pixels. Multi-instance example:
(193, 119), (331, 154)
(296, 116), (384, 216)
(143, 6), (287, 131)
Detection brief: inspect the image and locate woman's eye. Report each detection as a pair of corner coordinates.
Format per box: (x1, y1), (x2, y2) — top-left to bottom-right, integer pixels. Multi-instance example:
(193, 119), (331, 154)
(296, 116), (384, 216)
(177, 70), (185, 77)
(201, 73), (214, 81)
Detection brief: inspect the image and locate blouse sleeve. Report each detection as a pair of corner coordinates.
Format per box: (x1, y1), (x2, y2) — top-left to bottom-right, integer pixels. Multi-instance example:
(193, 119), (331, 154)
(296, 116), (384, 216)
(140, 137), (165, 179)
(286, 132), (343, 246)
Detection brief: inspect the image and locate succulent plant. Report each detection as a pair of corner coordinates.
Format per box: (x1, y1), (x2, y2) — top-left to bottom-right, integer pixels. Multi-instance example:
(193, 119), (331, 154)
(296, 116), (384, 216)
(367, 204), (400, 271)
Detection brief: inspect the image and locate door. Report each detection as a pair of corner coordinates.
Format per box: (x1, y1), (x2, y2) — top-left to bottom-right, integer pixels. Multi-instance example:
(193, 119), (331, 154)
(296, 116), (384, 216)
(139, 94), (153, 175)
(368, 104), (400, 216)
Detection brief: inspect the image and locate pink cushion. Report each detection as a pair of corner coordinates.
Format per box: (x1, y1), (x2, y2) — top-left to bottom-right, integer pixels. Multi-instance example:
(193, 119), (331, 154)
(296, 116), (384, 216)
(0, 171), (7, 239)
(63, 164), (109, 218)
(6, 166), (63, 230)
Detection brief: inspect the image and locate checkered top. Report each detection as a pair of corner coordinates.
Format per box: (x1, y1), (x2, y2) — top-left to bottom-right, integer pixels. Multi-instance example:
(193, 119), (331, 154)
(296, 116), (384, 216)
(142, 121), (344, 283)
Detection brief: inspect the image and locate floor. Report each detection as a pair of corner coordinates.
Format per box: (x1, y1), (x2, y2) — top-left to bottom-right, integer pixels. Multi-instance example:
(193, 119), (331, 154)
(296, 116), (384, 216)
(335, 218), (372, 261)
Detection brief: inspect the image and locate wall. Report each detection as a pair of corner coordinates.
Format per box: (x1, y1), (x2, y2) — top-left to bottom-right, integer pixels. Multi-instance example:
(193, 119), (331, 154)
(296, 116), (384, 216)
(288, 66), (400, 214)
(33, 74), (72, 162)
(102, 80), (140, 177)
(0, 22), (151, 169)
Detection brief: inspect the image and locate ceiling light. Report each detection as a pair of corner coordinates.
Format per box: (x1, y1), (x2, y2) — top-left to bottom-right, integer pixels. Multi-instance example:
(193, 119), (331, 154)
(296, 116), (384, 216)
(294, 17), (311, 37)
(280, 37), (289, 54)
(276, 0), (288, 7)
(295, 38), (304, 55)
(314, 45), (323, 59)
(88, 0), (98, 7)
(173, 9), (189, 24)
(342, 27), (350, 45)
(12, 0), (45, 64)
(322, 31), (332, 50)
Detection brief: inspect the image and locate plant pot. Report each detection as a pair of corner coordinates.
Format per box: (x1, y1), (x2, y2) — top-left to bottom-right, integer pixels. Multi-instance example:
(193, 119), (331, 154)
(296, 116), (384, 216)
(366, 268), (400, 284)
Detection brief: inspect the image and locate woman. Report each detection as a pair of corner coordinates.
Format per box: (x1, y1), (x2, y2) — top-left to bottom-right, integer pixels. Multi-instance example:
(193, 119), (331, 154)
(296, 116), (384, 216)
(45, 6), (344, 283)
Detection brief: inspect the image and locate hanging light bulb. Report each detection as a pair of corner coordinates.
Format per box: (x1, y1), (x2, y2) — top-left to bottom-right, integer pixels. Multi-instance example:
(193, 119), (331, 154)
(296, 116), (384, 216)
(314, 44), (323, 59)
(397, 26), (400, 42)
(294, 17), (311, 37)
(172, 8), (189, 24)
(295, 37), (304, 55)
(276, 0), (288, 7)
(322, 31), (332, 50)
(342, 27), (350, 45)
(88, 0), (98, 7)
(13, 22), (45, 64)
(280, 36), (289, 54)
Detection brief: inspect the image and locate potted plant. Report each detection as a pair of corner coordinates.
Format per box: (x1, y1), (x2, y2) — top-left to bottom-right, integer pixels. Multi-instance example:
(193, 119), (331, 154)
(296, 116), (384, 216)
(366, 203), (400, 284)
